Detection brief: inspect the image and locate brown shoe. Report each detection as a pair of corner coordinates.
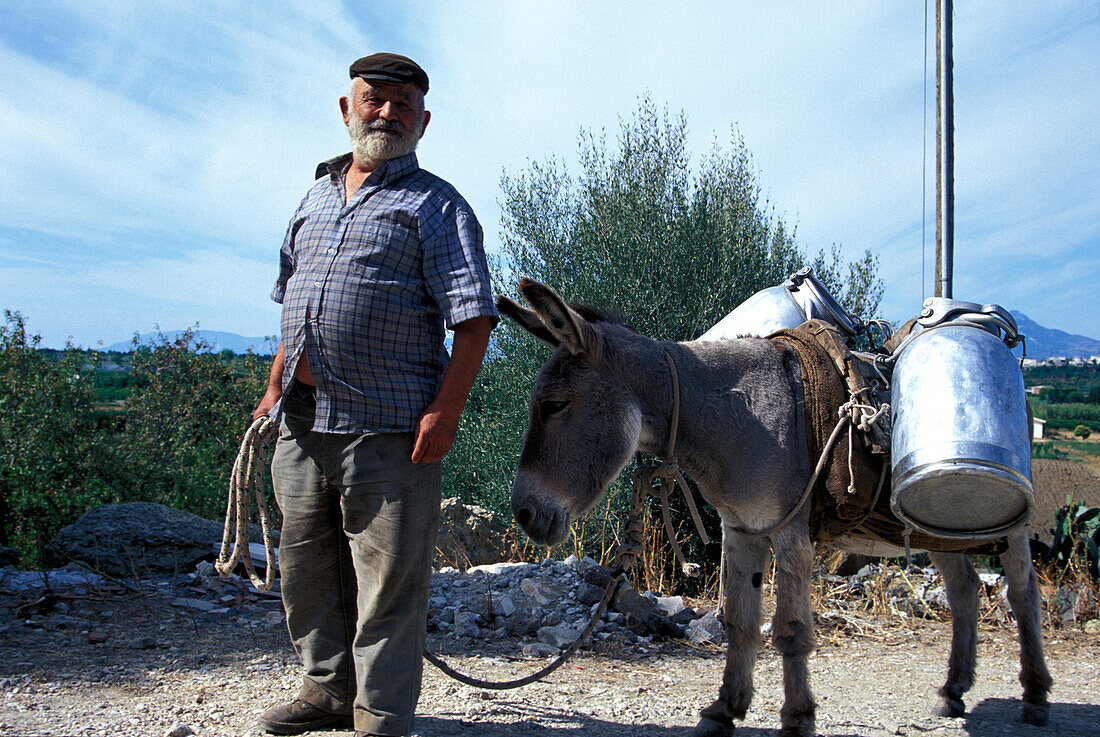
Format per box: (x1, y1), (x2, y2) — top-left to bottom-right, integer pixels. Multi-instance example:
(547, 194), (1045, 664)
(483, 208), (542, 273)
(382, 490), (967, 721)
(258, 699), (352, 734)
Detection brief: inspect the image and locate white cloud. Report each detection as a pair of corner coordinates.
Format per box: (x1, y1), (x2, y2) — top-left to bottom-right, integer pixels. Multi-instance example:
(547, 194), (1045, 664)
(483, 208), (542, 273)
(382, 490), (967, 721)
(1, 0), (1096, 346)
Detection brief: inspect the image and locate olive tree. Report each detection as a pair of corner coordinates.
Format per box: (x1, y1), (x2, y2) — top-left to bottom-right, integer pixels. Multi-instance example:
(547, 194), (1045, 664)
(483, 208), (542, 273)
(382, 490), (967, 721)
(445, 98), (882, 549)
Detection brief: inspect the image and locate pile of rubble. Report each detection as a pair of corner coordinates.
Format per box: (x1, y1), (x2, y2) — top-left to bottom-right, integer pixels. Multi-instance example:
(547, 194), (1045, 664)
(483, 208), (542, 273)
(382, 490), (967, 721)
(428, 554), (724, 656)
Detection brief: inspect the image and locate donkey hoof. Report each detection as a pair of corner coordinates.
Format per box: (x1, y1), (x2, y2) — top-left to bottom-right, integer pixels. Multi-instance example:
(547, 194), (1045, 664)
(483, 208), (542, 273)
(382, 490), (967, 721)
(692, 715), (734, 737)
(937, 696), (966, 719)
(1021, 700), (1049, 727)
(778, 711), (815, 737)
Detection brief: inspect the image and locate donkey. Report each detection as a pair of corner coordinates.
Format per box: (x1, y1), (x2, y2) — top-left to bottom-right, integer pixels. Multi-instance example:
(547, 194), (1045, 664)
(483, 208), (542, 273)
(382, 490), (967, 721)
(499, 278), (1051, 737)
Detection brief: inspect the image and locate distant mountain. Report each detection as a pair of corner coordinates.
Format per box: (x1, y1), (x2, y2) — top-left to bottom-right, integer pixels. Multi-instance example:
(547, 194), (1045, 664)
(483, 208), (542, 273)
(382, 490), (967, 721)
(106, 330), (277, 355)
(1010, 312), (1100, 360)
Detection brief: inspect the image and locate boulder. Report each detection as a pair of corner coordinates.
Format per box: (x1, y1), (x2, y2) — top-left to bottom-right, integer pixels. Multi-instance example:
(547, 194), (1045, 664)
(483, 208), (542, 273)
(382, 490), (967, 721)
(0, 544), (22, 568)
(434, 497), (508, 570)
(49, 502), (270, 578)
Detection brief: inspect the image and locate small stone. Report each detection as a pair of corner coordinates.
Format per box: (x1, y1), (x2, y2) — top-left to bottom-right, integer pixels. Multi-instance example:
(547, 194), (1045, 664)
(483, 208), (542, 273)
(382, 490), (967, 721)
(520, 577), (562, 606)
(537, 624), (582, 649)
(1084, 619), (1100, 635)
(654, 595), (686, 617)
(87, 630), (109, 644)
(132, 636), (157, 650)
(576, 582), (605, 607)
(453, 611), (482, 638)
(172, 597), (217, 612)
(521, 642), (559, 658)
(495, 594), (517, 617)
(164, 722), (194, 737)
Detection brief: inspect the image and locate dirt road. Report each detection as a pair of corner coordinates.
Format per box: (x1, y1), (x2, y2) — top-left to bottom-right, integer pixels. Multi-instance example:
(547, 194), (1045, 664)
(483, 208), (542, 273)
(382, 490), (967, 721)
(2, 585), (1098, 737)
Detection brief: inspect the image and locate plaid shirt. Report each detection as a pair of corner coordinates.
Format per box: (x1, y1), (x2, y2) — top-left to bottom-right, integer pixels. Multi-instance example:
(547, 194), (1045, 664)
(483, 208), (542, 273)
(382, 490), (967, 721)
(272, 152), (497, 433)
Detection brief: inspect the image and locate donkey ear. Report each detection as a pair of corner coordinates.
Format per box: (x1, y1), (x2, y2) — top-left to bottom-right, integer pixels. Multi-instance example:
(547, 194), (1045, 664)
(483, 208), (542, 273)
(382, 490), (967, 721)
(517, 278), (597, 356)
(496, 295), (560, 347)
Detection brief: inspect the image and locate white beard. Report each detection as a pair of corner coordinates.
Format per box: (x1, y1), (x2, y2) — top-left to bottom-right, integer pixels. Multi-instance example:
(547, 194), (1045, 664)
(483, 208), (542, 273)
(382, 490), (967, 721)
(348, 110), (422, 165)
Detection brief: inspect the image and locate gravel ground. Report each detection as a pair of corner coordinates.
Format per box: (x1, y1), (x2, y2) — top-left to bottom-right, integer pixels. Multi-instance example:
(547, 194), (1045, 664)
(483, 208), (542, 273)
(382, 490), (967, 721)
(2, 577), (1098, 737)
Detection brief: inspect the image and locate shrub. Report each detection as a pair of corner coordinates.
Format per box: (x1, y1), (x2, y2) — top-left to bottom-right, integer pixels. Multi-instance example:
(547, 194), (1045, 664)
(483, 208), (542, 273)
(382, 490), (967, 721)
(0, 312), (122, 565)
(120, 330), (270, 521)
(1074, 424), (1092, 439)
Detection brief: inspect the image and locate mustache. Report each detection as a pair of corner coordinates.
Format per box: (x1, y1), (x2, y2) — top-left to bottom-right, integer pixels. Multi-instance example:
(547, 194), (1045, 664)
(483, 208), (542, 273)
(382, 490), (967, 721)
(367, 119), (407, 135)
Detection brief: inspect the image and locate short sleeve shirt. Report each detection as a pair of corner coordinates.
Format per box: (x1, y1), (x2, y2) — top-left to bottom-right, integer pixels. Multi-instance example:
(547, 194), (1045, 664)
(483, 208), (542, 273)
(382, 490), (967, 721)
(272, 151), (497, 433)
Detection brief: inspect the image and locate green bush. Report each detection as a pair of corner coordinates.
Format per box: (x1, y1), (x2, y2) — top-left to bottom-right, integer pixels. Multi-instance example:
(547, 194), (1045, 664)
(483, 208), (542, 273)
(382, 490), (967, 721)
(0, 316), (272, 567)
(1074, 424), (1092, 439)
(119, 330), (270, 521)
(0, 312), (124, 565)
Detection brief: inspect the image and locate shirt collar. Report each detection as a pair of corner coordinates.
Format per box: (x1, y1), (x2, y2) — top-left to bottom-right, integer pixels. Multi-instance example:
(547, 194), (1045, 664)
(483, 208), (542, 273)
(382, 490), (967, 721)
(315, 151), (420, 187)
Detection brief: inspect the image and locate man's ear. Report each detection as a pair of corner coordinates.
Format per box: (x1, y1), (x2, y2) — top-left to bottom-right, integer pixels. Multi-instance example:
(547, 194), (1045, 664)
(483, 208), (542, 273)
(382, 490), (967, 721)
(419, 109), (431, 138)
(340, 96), (351, 127)
(517, 278), (597, 357)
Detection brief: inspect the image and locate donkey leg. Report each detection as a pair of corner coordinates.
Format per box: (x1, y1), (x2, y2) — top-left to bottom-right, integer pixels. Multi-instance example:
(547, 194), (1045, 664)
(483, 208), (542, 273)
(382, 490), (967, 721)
(1003, 528), (1053, 726)
(929, 552), (979, 717)
(771, 523), (817, 737)
(694, 530), (771, 737)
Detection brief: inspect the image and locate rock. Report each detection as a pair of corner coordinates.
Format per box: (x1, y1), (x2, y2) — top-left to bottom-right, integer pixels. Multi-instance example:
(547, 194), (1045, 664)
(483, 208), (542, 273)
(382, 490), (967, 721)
(576, 582), (606, 607)
(612, 581), (681, 638)
(434, 497), (508, 570)
(132, 636), (157, 650)
(520, 577), (563, 607)
(582, 564), (614, 588)
(87, 630), (109, 644)
(977, 571), (1003, 587)
(504, 612), (540, 637)
(834, 553), (874, 576)
(654, 595), (686, 618)
(0, 544), (21, 568)
(1, 569), (106, 595)
(670, 607), (698, 626)
(453, 611), (482, 638)
(164, 722), (194, 737)
(537, 624), (582, 649)
(1084, 619), (1100, 635)
(49, 502), (271, 578)
(521, 642), (559, 658)
(495, 594), (517, 617)
(686, 609), (724, 645)
(172, 597), (218, 612)
(540, 611), (562, 627)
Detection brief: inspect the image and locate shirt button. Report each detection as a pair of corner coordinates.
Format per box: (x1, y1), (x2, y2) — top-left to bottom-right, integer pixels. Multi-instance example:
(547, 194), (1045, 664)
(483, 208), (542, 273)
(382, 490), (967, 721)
(327, 247), (334, 254)
(313, 281), (321, 288)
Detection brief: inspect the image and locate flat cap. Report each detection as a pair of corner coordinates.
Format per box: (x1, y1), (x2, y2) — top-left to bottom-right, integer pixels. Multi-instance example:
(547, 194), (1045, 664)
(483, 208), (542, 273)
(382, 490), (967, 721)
(349, 52), (429, 94)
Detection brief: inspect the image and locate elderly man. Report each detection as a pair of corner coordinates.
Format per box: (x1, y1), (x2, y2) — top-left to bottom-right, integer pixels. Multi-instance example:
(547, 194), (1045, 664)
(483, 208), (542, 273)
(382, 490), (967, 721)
(253, 53), (496, 737)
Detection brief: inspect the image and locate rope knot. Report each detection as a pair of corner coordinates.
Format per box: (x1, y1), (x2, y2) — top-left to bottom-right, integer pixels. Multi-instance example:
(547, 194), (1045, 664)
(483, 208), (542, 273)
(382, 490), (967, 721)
(651, 457), (680, 481)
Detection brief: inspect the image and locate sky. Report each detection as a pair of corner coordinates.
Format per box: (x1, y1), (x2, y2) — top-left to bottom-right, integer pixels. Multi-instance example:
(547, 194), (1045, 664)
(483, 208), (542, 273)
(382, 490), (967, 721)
(1, 1), (1097, 349)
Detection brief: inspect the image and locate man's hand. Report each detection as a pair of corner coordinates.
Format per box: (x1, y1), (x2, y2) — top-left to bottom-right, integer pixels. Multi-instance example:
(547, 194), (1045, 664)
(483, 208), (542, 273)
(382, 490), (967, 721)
(253, 385), (282, 422)
(411, 402), (461, 464)
(410, 316), (493, 464)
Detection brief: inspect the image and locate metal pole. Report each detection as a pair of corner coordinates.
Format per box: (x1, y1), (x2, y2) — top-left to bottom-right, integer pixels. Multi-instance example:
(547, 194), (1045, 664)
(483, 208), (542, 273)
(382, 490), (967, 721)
(935, 0), (954, 298)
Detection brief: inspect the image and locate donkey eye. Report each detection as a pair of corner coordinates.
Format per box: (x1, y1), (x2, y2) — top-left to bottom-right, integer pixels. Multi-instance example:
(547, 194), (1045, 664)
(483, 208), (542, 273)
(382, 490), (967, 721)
(540, 399), (569, 417)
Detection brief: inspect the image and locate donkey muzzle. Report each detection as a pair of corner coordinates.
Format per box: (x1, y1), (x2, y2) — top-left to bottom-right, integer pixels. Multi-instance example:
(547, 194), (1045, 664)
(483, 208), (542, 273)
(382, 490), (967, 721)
(510, 474), (572, 546)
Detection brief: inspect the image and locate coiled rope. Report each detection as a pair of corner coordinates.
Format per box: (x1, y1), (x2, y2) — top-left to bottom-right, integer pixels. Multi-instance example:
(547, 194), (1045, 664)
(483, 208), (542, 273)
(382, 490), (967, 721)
(216, 415), (279, 591)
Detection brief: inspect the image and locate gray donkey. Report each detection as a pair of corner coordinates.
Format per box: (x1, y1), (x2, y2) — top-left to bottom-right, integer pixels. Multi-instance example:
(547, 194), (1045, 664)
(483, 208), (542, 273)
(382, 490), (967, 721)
(498, 278), (1051, 737)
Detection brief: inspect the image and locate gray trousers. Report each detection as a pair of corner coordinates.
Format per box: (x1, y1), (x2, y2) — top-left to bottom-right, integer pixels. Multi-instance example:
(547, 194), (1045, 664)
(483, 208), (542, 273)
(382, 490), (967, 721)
(271, 384), (441, 736)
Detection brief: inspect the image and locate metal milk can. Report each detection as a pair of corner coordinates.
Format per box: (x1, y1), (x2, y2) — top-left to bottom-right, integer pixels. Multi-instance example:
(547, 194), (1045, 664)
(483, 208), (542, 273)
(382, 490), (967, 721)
(889, 298), (1034, 539)
(697, 267), (860, 341)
